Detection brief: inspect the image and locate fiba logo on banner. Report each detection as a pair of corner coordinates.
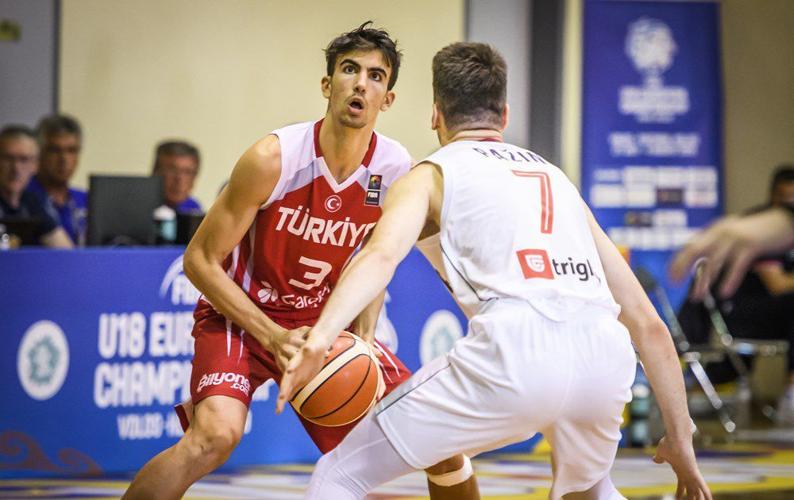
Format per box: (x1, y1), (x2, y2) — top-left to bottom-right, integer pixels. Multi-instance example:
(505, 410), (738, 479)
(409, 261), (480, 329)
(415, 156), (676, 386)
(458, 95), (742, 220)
(17, 321), (70, 400)
(419, 310), (463, 365)
(620, 17), (689, 123)
(159, 255), (201, 305)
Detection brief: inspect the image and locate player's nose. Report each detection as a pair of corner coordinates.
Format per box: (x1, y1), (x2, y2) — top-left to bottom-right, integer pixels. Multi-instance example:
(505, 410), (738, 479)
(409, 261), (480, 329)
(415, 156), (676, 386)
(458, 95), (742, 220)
(354, 73), (367, 93)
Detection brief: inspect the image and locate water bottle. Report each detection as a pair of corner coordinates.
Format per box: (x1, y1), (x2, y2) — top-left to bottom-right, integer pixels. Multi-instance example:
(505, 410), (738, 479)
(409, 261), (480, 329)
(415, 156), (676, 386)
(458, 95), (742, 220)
(153, 205), (177, 245)
(629, 365), (652, 447)
(0, 224), (10, 250)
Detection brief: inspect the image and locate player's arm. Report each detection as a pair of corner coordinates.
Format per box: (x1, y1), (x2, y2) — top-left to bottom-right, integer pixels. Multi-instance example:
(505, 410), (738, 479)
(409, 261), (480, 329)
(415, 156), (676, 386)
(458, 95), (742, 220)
(276, 163), (440, 413)
(183, 136), (307, 367)
(754, 263), (794, 296)
(348, 229), (387, 345)
(585, 203), (711, 499)
(350, 289), (386, 345)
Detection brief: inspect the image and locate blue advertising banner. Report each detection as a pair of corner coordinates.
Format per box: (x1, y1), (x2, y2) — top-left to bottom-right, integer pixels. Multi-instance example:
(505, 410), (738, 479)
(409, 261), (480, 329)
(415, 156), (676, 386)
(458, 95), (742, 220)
(582, 0), (722, 309)
(0, 248), (471, 477)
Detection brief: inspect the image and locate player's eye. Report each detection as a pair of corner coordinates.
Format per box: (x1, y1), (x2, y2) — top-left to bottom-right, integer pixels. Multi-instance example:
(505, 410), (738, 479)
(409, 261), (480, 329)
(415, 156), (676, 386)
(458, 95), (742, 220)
(370, 72), (381, 81)
(343, 65), (356, 74)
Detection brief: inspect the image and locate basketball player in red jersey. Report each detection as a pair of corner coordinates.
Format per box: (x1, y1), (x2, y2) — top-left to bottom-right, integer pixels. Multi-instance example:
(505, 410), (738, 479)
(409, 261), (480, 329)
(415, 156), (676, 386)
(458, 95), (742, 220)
(123, 23), (479, 500)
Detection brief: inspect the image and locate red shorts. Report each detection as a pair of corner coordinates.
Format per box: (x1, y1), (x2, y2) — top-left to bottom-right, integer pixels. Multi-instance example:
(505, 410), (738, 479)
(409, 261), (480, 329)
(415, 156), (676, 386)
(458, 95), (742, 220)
(178, 315), (411, 453)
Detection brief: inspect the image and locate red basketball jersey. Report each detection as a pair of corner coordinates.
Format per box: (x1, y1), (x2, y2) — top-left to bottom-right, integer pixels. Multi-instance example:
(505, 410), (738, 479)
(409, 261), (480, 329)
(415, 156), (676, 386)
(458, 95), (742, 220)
(194, 120), (412, 328)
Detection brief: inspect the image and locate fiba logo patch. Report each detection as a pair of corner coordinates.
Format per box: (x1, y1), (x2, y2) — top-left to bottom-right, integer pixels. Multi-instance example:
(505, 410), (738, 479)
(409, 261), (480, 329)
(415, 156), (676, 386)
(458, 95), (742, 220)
(419, 310), (463, 365)
(257, 281), (279, 303)
(17, 320), (70, 401)
(324, 195), (342, 213)
(517, 249), (554, 279)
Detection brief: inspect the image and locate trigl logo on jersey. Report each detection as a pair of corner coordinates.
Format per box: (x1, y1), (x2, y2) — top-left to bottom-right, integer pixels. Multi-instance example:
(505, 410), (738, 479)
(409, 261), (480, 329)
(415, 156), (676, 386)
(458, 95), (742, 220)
(516, 249), (554, 279)
(517, 249), (600, 283)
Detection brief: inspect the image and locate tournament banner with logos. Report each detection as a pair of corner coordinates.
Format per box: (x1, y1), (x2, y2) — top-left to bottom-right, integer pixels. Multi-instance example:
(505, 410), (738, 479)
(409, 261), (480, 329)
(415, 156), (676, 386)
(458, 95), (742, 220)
(582, 0), (722, 309)
(0, 248), (475, 477)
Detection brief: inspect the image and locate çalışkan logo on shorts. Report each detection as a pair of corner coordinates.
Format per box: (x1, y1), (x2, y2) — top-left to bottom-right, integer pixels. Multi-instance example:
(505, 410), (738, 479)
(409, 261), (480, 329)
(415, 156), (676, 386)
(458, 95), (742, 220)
(419, 310), (463, 365)
(17, 320), (70, 401)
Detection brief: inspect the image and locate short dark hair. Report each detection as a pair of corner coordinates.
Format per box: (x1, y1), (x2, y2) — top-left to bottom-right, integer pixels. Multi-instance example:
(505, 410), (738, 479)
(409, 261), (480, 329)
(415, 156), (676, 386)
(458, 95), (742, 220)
(771, 164), (794, 192)
(325, 21), (402, 90)
(0, 124), (37, 146)
(432, 42), (507, 130)
(152, 140), (201, 174)
(36, 114), (82, 143)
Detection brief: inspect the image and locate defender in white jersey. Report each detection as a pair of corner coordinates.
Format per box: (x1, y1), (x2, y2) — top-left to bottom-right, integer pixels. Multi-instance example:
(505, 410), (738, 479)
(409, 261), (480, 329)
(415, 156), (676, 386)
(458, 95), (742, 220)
(278, 43), (711, 499)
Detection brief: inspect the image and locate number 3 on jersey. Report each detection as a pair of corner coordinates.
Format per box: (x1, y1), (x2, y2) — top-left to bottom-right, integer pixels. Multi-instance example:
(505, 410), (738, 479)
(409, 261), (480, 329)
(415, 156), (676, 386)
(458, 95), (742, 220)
(288, 256), (332, 290)
(512, 170), (554, 234)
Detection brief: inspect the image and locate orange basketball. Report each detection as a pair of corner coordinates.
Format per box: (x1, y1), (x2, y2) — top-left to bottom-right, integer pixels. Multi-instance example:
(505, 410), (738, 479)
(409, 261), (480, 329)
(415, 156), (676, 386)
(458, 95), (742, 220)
(290, 331), (383, 427)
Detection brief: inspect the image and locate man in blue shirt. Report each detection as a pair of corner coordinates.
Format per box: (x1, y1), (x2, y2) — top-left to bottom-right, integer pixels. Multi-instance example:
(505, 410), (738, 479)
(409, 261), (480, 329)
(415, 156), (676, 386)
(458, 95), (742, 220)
(27, 114), (88, 245)
(0, 125), (72, 248)
(151, 140), (203, 213)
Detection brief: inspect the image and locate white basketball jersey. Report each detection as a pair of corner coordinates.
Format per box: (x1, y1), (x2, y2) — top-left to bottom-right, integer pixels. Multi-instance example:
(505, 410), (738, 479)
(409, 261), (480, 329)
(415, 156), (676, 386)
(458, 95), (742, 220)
(417, 140), (620, 321)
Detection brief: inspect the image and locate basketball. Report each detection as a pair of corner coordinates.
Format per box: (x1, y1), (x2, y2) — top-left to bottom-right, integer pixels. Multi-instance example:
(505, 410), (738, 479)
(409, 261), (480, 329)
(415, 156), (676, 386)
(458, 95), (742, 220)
(290, 331), (383, 427)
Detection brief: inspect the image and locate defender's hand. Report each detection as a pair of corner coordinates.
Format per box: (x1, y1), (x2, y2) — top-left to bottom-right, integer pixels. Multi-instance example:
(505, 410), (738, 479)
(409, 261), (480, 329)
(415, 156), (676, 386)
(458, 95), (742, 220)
(270, 326), (310, 373)
(653, 436), (712, 500)
(275, 336), (329, 414)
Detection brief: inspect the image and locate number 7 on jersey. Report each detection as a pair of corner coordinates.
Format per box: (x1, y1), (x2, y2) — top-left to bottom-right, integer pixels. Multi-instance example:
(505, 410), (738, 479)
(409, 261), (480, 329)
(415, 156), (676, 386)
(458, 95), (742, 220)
(512, 170), (554, 234)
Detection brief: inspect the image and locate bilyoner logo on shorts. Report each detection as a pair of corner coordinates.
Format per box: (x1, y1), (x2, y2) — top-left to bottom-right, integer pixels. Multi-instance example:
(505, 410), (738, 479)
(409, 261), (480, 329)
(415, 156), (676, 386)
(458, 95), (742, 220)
(197, 372), (251, 395)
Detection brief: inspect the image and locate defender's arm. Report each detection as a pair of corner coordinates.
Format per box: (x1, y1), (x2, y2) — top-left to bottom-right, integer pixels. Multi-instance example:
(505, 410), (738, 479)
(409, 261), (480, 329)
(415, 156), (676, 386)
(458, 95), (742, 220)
(276, 162), (441, 412)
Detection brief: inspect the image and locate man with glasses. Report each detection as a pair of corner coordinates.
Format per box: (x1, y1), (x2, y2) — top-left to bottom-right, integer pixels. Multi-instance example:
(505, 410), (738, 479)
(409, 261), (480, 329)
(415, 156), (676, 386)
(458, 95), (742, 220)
(26, 114), (88, 245)
(151, 140), (203, 214)
(0, 125), (72, 248)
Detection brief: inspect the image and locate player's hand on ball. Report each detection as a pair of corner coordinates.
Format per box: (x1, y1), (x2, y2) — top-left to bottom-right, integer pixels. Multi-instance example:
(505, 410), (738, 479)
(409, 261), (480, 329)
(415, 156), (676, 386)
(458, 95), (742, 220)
(271, 326), (310, 373)
(653, 436), (712, 500)
(275, 335), (329, 415)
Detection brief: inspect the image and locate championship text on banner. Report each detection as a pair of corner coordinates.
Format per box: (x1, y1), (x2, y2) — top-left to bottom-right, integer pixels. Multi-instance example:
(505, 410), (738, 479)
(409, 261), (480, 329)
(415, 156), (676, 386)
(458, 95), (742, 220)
(582, 0), (723, 308)
(0, 248), (469, 477)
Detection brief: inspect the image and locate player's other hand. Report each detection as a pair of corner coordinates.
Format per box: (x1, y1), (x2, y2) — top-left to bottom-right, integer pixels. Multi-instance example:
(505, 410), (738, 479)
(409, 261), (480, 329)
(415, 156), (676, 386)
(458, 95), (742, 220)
(670, 208), (794, 299)
(271, 326), (310, 373)
(275, 335), (329, 415)
(652, 436), (712, 500)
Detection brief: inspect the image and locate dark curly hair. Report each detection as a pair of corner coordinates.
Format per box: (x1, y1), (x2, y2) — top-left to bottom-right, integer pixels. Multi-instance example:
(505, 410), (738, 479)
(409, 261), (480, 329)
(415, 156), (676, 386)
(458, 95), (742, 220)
(325, 21), (402, 90)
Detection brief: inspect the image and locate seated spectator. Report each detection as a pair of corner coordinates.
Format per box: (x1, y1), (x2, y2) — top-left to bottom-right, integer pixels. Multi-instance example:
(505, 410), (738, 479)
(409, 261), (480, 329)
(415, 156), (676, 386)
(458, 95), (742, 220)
(676, 165), (794, 424)
(151, 140), (202, 213)
(26, 114), (88, 245)
(0, 125), (72, 248)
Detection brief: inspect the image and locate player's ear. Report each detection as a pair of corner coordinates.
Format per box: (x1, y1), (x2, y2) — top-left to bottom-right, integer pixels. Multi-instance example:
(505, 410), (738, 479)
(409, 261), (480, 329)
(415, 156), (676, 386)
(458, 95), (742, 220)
(501, 103), (510, 131)
(321, 75), (331, 99)
(431, 103), (440, 131)
(380, 90), (396, 112)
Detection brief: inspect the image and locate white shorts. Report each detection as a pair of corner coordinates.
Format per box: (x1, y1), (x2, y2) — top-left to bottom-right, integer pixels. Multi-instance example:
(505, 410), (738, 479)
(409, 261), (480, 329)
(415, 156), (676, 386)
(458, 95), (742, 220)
(375, 299), (636, 499)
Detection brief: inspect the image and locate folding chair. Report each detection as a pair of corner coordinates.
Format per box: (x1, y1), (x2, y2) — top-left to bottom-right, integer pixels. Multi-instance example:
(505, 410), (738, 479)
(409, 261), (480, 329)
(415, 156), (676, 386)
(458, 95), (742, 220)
(635, 266), (739, 434)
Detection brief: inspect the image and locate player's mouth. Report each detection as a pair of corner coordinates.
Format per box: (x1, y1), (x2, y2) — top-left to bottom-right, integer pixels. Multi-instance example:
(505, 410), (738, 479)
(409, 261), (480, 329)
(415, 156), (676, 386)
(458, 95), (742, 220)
(347, 97), (366, 115)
